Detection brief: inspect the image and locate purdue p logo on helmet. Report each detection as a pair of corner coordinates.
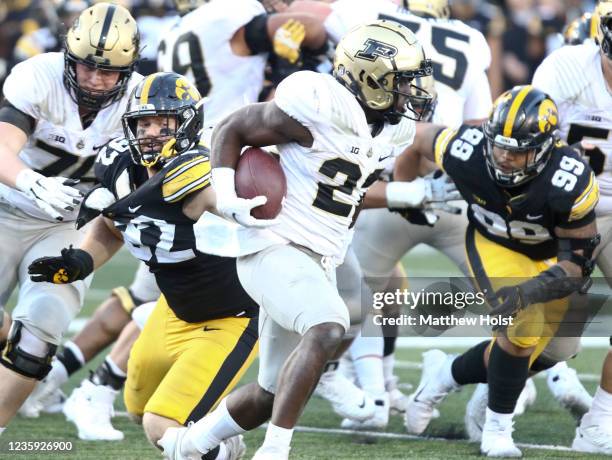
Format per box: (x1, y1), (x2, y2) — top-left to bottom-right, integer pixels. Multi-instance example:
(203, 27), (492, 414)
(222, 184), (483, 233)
(64, 2), (140, 109)
(333, 20), (433, 124)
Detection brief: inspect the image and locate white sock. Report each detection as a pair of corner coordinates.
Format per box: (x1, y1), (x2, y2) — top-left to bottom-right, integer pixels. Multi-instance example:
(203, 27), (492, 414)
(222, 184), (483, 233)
(105, 356), (127, 378)
(0, 427), (5, 436)
(262, 423), (293, 450)
(64, 341), (85, 366)
(485, 407), (514, 429)
(582, 386), (612, 428)
(439, 357), (461, 392)
(383, 354), (395, 387)
(183, 398), (245, 455)
(350, 335), (385, 396)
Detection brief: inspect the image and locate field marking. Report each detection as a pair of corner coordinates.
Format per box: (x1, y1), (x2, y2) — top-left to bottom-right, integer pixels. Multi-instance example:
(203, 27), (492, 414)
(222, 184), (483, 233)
(109, 414), (574, 453)
(394, 359), (601, 382)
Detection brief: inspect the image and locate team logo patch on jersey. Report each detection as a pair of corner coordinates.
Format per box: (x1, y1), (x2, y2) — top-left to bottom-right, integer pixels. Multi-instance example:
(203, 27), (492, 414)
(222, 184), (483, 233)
(76, 139), (85, 150)
(355, 39), (398, 62)
(538, 99), (558, 133)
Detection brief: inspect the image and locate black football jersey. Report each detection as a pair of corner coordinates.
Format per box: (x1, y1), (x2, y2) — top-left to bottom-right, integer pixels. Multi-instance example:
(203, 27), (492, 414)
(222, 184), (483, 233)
(94, 137), (258, 322)
(434, 124), (599, 260)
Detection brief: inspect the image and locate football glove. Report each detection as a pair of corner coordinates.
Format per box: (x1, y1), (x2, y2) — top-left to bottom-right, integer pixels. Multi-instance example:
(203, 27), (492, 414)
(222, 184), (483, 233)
(15, 169), (83, 221)
(390, 207), (438, 227)
(385, 171), (462, 211)
(273, 19), (305, 64)
(28, 246), (94, 284)
(76, 186), (116, 230)
(211, 167), (279, 228)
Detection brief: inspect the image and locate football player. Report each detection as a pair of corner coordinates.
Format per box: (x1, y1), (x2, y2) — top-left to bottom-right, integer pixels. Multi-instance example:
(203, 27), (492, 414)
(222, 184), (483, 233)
(402, 86), (600, 457)
(157, 20), (437, 460)
(533, 1), (612, 452)
(157, 0), (328, 128)
(0, 2), (142, 431)
(28, 72), (256, 459)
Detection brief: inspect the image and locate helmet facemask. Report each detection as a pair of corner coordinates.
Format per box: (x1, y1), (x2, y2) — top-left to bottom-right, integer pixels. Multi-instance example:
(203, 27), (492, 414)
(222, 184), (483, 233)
(64, 54), (135, 110)
(600, 14), (612, 58)
(483, 126), (554, 188)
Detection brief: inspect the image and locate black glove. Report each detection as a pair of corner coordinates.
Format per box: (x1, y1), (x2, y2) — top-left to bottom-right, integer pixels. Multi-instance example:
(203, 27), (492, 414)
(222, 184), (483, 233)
(28, 246), (94, 284)
(390, 207), (437, 227)
(489, 285), (528, 318)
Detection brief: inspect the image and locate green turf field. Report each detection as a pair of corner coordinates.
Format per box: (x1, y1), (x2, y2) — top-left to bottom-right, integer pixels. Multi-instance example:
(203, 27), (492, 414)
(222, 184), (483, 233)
(1, 247), (609, 459)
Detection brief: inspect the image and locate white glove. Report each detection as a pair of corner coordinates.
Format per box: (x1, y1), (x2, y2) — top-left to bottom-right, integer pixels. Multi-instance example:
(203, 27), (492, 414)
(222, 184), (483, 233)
(83, 187), (116, 211)
(211, 167), (279, 228)
(15, 169), (83, 221)
(385, 172), (462, 214)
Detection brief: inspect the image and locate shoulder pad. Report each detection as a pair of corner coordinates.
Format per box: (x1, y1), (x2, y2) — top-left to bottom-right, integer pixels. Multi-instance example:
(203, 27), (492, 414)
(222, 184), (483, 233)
(162, 154), (211, 203)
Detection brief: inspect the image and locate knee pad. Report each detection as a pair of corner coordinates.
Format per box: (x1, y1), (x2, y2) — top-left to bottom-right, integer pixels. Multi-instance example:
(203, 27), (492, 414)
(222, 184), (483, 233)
(0, 321), (56, 380)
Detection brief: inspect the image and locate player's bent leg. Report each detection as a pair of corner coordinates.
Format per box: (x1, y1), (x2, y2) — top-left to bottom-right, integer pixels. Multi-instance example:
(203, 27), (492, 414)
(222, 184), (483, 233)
(149, 313), (257, 459)
(0, 321), (58, 427)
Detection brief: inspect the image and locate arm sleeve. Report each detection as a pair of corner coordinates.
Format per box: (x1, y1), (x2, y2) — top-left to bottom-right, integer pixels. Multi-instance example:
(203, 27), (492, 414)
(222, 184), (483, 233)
(162, 154), (211, 203)
(0, 99), (35, 135)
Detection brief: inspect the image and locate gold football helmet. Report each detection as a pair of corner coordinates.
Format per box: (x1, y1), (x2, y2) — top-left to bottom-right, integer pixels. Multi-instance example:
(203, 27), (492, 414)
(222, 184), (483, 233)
(333, 19), (432, 123)
(64, 2), (140, 109)
(403, 0), (450, 19)
(173, 0), (208, 14)
(594, 1), (612, 57)
(562, 13), (596, 45)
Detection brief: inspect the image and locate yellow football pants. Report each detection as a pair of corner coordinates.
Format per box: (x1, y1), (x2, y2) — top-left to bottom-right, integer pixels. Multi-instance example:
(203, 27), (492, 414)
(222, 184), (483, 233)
(124, 295), (258, 424)
(465, 225), (570, 365)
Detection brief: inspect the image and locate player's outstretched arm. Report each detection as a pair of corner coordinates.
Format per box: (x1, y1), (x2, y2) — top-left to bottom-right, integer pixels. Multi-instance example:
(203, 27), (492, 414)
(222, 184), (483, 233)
(406, 122), (447, 165)
(0, 121), (28, 189)
(491, 220), (600, 318)
(28, 216), (124, 284)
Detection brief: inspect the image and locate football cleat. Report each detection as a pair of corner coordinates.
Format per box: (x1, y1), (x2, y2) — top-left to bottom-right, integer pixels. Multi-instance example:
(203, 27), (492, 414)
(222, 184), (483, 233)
(314, 370), (376, 421)
(251, 444), (290, 460)
(465, 383), (488, 442)
(547, 364), (592, 421)
(572, 424), (612, 455)
(340, 393), (390, 430)
(404, 349), (454, 435)
(63, 380), (123, 441)
(224, 435), (247, 460)
(480, 419), (522, 458)
(514, 378), (537, 416)
(18, 361), (67, 418)
(386, 375), (412, 415)
(158, 426), (200, 460)
(465, 379), (538, 442)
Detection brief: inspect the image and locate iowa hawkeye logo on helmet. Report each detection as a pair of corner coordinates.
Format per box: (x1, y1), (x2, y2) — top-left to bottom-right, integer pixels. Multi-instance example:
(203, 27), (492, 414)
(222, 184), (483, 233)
(355, 39), (398, 61)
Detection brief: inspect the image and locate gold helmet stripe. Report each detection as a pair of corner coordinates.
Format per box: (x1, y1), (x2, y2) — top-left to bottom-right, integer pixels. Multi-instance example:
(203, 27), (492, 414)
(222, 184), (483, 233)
(503, 85), (533, 138)
(96, 4), (117, 57)
(140, 74), (158, 105)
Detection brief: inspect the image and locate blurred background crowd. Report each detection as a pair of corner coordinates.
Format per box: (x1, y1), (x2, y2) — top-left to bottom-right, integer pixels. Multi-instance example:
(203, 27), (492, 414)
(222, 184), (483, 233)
(0, 0), (600, 100)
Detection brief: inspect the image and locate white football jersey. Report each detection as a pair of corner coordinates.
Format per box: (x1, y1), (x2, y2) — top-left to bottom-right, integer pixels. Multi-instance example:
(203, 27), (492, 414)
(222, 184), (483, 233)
(157, 0), (267, 127)
(272, 71), (414, 261)
(532, 41), (612, 208)
(324, 0), (492, 126)
(1, 52), (143, 221)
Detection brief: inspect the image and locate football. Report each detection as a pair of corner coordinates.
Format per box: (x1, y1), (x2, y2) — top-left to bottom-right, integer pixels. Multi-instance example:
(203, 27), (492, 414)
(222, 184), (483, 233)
(235, 147), (287, 219)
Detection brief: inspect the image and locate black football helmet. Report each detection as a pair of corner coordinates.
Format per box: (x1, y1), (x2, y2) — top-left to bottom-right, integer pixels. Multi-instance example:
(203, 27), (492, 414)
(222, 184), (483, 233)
(122, 72), (203, 168)
(64, 3), (140, 110)
(483, 85), (558, 188)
